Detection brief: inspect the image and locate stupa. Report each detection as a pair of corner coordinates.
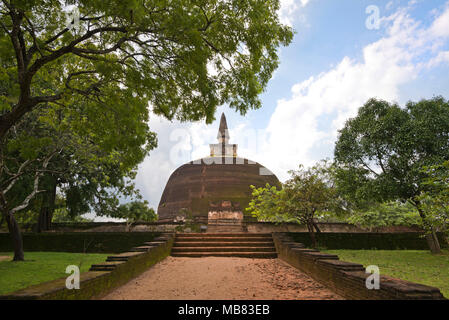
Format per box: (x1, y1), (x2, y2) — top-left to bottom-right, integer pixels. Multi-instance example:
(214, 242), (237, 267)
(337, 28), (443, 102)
(157, 113), (280, 222)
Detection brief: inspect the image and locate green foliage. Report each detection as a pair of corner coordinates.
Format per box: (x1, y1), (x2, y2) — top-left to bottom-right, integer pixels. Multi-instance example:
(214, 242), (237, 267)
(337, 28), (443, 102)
(13, 210), (38, 225)
(346, 201), (421, 231)
(418, 161), (449, 234)
(246, 183), (286, 223)
(247, 160), (340, 225)
(288, 232), (448, 250)
(334, 97), (449, 204)
(0, 0), (293, 135)
(0, 232), (160, 253)
(108, 200), (157, 224)
(334, 97), (449, 238)
(52, 208), (93, 223)
(0, 0), (293, 236)
(1, 104), (157, 220)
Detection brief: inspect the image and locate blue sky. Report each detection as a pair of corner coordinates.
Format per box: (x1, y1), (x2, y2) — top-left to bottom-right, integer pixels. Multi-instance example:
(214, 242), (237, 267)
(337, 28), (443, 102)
(95, 0), (449, 219)
(250, 0), (449, 126)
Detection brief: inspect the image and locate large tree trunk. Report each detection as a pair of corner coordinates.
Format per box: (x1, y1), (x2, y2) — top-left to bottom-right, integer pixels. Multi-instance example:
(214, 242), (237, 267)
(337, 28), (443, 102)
(313, 220), (321, 233)
(5, 211), (25, 261)
(37, 178), (57, 232)
(425, 230), (441, 254)
(414, 201), (441, 254)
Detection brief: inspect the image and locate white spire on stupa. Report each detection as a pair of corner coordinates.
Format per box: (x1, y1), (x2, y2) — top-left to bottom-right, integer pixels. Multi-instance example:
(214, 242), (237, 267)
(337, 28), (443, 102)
(210, 113), (237, 157)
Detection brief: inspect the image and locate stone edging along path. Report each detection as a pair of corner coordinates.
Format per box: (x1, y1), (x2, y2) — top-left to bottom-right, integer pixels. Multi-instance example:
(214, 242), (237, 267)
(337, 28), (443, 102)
(0, 234), (175, 300)
(273, 233), (446, 300)
(1, 232), (446, 300)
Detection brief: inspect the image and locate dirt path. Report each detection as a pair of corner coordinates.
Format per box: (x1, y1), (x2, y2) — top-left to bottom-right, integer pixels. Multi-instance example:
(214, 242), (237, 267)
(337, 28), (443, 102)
(102, 257), (342, 300)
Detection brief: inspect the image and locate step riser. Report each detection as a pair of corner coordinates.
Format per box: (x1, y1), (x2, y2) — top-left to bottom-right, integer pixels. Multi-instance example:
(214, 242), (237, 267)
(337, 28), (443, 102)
(106, 258), (129, 262)
(171, 233), (277, 259)
(172, 247), (276, 253)
(173, 242), (274, 247)
(176, 233), (272, 237)
(176, 238), (272, 242)
(206, 229), (244, 233)
(171, 253), (277, 258)
(90, 265), (119, 271)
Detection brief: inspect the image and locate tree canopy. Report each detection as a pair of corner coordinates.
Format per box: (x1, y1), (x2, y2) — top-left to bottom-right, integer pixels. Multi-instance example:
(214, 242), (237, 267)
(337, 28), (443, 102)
(345, 201), (421, 231)
(0, 0), (293, 260)
(0, 0), (293, 139)
(334, 97), (449, 203)
(334, 97), (449, 252)
(108, 200), (157, 231)
(418, 161), (449, 236)
(247, 161), (340, 248)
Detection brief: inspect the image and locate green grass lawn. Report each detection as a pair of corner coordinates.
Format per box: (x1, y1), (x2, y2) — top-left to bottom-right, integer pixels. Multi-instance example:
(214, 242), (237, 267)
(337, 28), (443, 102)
(0, 252), (110, 295)
(323, 249), (449, 298)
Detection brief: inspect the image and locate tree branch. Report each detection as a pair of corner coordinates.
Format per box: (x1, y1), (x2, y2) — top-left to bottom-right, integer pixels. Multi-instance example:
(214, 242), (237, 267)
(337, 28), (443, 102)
(2, 159), (32, 193)
(10, 149), (60, 214)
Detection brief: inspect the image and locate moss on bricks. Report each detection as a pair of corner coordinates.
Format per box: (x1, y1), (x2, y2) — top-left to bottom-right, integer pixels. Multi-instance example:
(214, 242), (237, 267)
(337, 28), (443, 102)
(0, 235), (175, 300)
(272, 233), (446, 300)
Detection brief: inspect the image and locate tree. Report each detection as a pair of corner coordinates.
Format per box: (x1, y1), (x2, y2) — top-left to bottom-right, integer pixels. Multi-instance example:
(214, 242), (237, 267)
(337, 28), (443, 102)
(346, 201), (421, 231)
(247, 161), (339, 248)
(0, 0), (292, 260)
(107, 200), (157, 231)
(247, 183), (286, 223)
(418, 161), (449, 237)
(0, 0), (293, 140)
(1, 88), (156, 260)
(52, 206), (93, 223)
(282, 162), (340, 248)
(334, 97), (449, 253)
(0, 115), (59, 260)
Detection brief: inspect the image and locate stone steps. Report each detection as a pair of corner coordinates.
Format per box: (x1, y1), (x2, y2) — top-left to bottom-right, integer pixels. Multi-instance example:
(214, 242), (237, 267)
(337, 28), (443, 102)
(177, 233), (272, 237)
(206, 225), (245, 233)
(171, 246), (276, 253)
(171, 233), (277, 258)
(175, 236), (272, 242)
(173, 241), (274, 247)
(90, 261), (125, 271)
(171, 252), (277, 258)
(106, 252), (144, 262)
(88, 235), (174, 271)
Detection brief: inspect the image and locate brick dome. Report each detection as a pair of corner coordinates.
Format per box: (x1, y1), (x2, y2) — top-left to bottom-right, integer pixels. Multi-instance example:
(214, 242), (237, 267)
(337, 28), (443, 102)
(158, 113), (280, 221)
(157, 156), (280, 221)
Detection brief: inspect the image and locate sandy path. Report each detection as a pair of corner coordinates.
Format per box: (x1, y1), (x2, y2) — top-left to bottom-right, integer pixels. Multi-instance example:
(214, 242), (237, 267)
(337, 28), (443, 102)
(102, 257), (342, 300)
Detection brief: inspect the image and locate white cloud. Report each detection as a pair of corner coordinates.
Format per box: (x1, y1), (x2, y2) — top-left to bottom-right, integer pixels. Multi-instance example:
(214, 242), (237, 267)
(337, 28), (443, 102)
(259, 3), (449, 181)
(279, 0), (312, 26)
(134, 112), (231, 209)
(427, 51), (449, 67)
(386, 1), (395, 11)
(429, 3), (449, 38)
